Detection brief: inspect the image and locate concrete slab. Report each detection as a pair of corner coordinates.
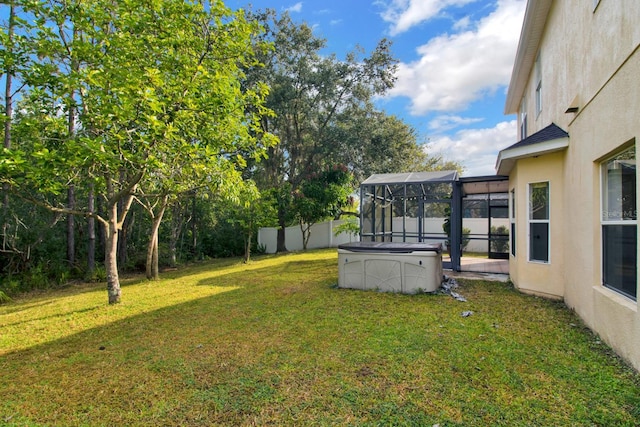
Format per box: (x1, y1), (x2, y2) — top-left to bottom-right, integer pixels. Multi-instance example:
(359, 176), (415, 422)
(444, 269), (510, 283)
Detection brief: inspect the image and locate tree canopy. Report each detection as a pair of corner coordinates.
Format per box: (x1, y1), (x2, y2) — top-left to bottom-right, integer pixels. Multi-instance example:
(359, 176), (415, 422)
(1, 0), (276, 303)
(0, 4), (463, 303)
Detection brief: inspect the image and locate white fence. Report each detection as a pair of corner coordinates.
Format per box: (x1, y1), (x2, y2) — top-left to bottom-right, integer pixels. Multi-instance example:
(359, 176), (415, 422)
(257, 219), (359, 254)
(389, 218), (509, 252)
(258, 218), (509, 254)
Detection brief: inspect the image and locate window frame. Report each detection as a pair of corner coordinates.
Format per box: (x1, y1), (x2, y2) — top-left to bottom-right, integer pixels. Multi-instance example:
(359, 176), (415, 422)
(600, 144), (637, 301)
(535, 52), (542, 117)
(510, 189), (516, 257)
(519, 97), (528, 140)
(528, 181), (550, 263)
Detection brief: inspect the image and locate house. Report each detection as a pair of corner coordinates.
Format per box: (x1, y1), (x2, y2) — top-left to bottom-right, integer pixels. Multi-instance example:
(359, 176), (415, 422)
(497, 0), (640, 370)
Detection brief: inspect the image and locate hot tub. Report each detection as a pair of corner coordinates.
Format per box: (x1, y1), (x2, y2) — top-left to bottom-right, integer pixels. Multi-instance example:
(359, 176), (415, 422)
(337, 242), (443, 293)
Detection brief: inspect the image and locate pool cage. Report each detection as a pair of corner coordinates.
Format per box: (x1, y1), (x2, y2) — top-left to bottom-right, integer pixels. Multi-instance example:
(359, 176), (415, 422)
(360, 171), (460, 269)
(359, 172), (509, 272)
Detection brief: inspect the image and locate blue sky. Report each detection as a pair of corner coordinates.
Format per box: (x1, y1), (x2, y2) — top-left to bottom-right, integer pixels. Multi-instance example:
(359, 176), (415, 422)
(228, 0), (527, 176)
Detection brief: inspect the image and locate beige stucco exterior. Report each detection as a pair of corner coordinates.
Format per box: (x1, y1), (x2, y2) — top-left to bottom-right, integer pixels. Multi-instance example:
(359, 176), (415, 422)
(508, 152), (565, 300)
(500, 0), (640, 371)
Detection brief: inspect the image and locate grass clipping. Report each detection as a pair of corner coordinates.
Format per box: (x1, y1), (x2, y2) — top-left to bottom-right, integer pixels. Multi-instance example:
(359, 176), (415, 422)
(1, 249), (639, 426)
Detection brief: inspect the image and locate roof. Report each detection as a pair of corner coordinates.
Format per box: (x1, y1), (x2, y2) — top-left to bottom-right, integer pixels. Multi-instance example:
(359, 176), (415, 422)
(361, 171), (458, 186)
(504, 0), (554, 114)
(496, 123), (569, 175)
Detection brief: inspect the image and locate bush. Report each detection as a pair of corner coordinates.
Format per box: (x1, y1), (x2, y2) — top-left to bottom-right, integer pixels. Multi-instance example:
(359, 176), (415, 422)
(490, 225), (509, 253)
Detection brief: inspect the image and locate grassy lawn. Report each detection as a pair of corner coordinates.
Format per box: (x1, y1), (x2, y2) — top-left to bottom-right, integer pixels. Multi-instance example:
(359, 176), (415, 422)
(1, 249), (639, 426)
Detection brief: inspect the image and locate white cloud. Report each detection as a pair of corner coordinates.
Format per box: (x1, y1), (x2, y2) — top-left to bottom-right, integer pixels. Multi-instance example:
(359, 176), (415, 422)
(428, 114), (483, 132)
(425, 120), (517, 176)
(388, 0), (525, 115)
(380, 0), (478, 35)
(285, 2), (303, 13)
(453, 15), (472, 31)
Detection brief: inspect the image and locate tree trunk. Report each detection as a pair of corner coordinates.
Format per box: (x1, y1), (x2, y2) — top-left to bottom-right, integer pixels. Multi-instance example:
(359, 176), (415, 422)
(276, 207), (288, 252)
(299, 220), (312, 250)
(243, 231), (252, 263)
(118, 211), (134, 268)
(145, 195), (168, 280)
(97, 196), (106, 259)
(169, 203), (181, 267)
(145, 234), (158, 280)
(67, 185), (76, 267)
(152, 237), (159, 278)
(87, 184), (95, 274)
(3, 3), (14, 151)
(2, 2), (15, 251)
(103, 173), (140, 304)
(105, 204), (121, 304)
(191, 191), (197, 255)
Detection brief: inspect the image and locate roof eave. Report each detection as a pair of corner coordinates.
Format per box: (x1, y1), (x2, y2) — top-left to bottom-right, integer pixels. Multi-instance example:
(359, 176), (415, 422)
(496, 137), (569, 175)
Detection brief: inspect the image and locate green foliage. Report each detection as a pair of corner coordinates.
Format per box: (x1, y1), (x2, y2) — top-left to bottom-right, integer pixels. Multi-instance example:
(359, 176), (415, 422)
(294, 164), (354, 226)
(292, 164), (354, 248)
(193, 187), (277, 261)
(254, 243), (267, 255)
(333, 217), (360, 238)
(246, 11), (406, 250)
(442, 205), (471, 251)
(0, 0), (278, 295)
(211, 182), (277, 262)
(88, 266), (107, 282)
(0, 290), (11, 304)
(490, 225), (509, 253)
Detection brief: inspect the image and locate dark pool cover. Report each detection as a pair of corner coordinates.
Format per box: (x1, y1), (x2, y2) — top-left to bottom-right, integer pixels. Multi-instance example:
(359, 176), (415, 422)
(338, 242), (442, 253)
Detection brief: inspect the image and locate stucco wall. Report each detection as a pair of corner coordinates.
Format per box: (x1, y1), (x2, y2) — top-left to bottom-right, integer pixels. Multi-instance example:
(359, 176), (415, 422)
(509, 0), (640, 371)
(562, 49), (640, 371)
(519, 0), (640, 138)
(509, 151), (566, 300)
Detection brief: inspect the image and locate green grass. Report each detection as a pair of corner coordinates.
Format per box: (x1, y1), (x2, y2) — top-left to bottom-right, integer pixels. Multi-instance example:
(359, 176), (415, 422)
(1, 249), (639, 426)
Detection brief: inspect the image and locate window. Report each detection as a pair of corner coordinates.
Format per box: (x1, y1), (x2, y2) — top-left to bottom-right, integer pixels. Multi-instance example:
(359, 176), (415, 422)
(535, 52), (542, 116)
(520, 98), (528, 140)
(529, 182), (549, 262)
(510, 189), (516, 257)
(601, 145), (637, 300)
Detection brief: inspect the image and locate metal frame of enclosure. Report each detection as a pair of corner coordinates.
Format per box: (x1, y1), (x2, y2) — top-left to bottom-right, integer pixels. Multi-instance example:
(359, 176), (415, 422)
(360, 171), (460, 270)
(359, 172), (509, 272)
(459, 176), (511, 261)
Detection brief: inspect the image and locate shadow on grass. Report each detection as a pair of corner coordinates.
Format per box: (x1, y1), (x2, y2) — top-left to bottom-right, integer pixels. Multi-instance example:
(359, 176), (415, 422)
(0, 253), (346, 424)
(0, 250), (639, 426)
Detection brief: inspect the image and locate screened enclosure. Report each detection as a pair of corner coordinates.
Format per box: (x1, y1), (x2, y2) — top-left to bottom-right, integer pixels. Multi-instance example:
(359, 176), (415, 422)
(359, 171), (459, 268)
(359, 172), (509, 273)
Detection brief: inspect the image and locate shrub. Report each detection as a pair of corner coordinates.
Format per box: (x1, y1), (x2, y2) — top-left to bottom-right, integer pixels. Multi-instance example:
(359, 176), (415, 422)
(490, 225), (509, 253)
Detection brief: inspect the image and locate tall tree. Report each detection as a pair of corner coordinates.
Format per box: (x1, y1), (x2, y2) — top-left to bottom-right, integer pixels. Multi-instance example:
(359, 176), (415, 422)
(1, 0), (275, 303)
(248, 11), (397, 252)
(1, 1), (31, 255)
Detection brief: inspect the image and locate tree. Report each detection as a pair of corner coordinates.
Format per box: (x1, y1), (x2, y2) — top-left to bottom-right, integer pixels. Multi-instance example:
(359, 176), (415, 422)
(0, 0), (275, 303)
(1, 1), (33, 257)
(292, 164), (354, 250)
(226, 183), (277, 263)
(322, 106), (430, 181)
(248, 11), (397, 252)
